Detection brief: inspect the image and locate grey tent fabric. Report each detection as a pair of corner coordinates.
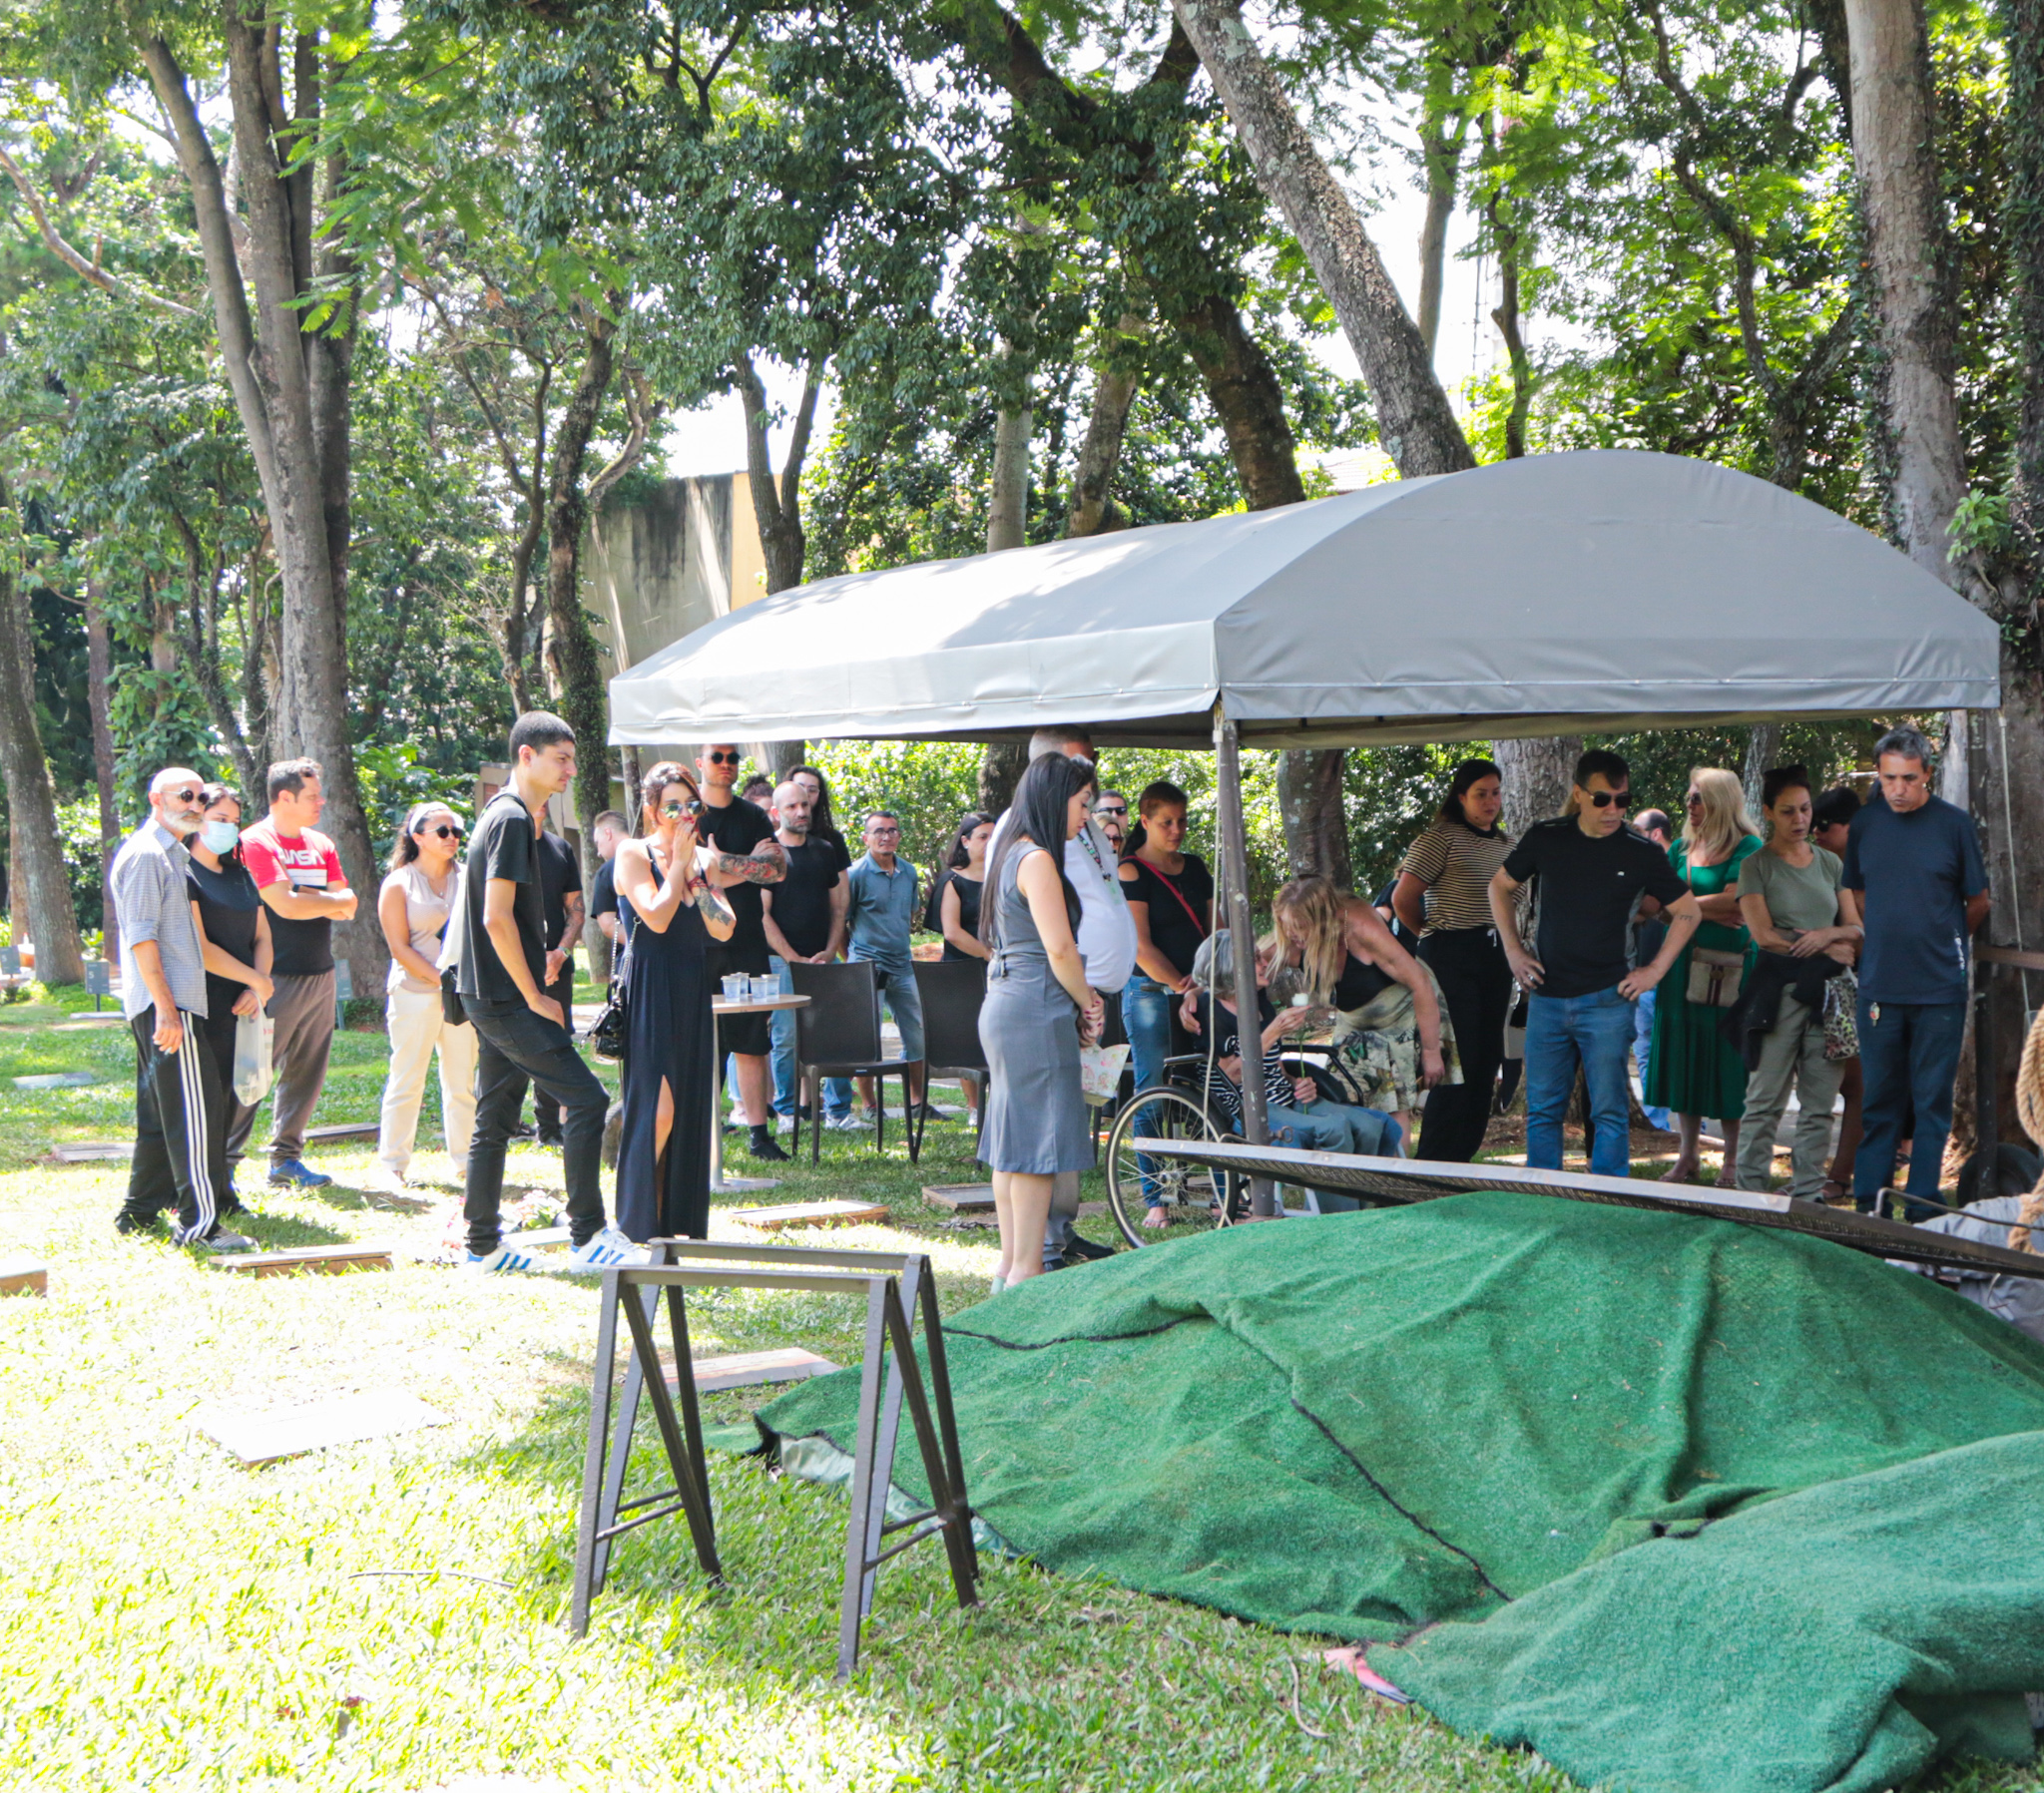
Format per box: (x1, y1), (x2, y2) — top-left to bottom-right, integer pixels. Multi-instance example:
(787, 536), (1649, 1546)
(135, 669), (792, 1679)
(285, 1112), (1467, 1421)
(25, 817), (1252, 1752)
(608, 450), (2001, 747)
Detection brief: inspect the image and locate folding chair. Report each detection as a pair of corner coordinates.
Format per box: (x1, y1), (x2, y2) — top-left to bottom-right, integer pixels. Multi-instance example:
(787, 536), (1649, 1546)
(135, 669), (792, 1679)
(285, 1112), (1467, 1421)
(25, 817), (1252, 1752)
(910, 959), (988, 1158)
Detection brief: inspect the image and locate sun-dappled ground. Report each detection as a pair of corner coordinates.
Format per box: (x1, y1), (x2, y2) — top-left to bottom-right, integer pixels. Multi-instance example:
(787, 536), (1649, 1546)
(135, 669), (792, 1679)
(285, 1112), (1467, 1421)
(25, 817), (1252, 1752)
(0, 982), (2035, 1791)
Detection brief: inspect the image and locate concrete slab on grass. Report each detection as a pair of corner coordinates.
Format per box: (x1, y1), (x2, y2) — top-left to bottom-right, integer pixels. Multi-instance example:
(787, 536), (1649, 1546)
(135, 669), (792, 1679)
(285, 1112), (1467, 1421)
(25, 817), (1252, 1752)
(52, 1140), (132, 1163)
(212, 1243), (394, 1279)
(14, 1071), (97, 1090)
(687, 1348), (840, 1391)
(306, 1121), (380, 1143)
(921, 1182), (996, 1210)
(729, 1199), (889, 1230)
(195, 1391), (450, 1467)
(0, 1259), (47, 1296)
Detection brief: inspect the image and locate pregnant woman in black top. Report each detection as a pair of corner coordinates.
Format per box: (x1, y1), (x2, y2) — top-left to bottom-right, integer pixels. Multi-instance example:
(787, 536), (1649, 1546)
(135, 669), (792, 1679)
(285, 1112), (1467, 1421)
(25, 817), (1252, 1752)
(186, 783), (274, 1202)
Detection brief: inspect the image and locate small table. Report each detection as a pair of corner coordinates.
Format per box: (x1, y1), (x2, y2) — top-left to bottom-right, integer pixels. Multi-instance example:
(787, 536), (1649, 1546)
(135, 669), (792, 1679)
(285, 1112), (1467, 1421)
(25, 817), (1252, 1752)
(711, 993), (811, 1194)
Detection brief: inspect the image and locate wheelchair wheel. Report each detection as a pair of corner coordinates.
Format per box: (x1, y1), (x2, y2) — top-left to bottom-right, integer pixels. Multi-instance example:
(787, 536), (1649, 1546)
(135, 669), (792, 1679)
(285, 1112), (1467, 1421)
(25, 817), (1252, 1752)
(1105, 1086), (1243, 1246)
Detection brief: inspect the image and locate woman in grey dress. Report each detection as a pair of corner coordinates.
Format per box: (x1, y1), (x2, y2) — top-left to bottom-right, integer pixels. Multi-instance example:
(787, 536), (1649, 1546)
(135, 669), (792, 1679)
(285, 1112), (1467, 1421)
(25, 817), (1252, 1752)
(978, 752), (1106, 1289)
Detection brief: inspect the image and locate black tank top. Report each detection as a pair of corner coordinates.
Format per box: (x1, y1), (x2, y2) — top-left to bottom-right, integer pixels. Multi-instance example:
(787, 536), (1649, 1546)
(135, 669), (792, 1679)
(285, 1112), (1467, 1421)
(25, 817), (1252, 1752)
(1331, 952), (1394, 1011)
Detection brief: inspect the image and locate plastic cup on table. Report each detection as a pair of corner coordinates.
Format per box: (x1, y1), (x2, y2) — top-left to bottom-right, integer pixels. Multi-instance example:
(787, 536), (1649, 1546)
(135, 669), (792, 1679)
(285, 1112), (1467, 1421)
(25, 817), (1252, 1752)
(721, 974), (747, 1002)
(751, 975), (779, 1004)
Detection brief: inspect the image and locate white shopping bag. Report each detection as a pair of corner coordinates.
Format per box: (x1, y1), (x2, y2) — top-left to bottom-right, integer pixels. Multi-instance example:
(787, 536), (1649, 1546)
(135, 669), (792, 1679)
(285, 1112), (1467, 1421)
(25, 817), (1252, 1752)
(234, 1008), (274, 1106)
(1079, 1042), (1130, 1107)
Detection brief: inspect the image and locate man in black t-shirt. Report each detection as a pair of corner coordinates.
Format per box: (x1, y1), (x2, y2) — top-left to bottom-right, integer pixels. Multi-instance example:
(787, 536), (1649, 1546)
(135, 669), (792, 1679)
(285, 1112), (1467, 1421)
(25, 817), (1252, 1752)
(761, 779), (850, 1127)
(529, 826), (583, 1146)
(696, 742), (789, 1161)
(454, 712), (637, 1272)
(1489, 748), (1700, 1178)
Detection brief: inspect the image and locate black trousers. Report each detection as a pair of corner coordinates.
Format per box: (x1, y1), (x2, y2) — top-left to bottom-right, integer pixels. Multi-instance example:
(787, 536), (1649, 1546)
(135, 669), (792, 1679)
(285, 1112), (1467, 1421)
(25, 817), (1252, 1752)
(531, 966), (578, 1135)
(199, 977), (259, 1176)
(123, 1007), (230, 1241)
(1416, 927), (1515, 1163)
(462, 996), (610, 1255)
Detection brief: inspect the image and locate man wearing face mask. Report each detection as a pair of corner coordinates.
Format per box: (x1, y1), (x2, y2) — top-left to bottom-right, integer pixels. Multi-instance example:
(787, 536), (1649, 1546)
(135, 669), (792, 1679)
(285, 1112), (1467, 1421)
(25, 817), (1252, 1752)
(109, 768), (253, 1249)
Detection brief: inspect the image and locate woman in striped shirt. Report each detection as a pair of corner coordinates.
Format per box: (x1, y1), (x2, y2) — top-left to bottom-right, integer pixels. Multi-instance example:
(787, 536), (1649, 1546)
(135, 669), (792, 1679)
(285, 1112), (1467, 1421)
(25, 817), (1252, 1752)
(1391, 759), (1517, 1162)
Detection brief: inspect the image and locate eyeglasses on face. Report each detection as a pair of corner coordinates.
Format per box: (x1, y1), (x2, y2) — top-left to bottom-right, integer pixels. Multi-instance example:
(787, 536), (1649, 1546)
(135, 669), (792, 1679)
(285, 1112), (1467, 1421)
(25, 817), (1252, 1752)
(868, 825), (901, 836)
(162, 787), (202, 805)
(422, 823), (464, 840)
(1586, 788), (1631, 809)
(1685, 790), (1705, 807)
(661, 796), (703, 818)
(705, 749), (742, 765)
(1095, 803), (1127, 816)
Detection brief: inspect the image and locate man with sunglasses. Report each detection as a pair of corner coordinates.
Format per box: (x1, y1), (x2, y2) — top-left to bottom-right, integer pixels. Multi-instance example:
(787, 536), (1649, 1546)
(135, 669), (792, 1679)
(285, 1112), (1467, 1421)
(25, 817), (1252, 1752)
(1489, 748), (1700, 1177)
(695, 743), (789, 1162)
(243, 756), (357, 1190)
(1093, 790), (1130, 856)
(109, 768), (251, 1248)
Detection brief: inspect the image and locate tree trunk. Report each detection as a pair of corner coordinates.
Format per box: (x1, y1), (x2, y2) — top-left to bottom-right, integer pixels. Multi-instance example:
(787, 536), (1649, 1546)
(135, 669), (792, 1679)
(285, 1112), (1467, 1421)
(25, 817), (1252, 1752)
(1068, 329), (1143, 538)
(1842, 0), (1972, 587)
(1495, 735), (1582, 840)
(737, 353), (822, 597)
(978, 742), (1031, 815)
(84, 583), (122, 964)
(141, 25), (381, 995)
(1488, 195), (1533, 459)
(987, 400), (1033, 551)
(1277, 748), (1351, 885)
(0, 476), (84, 984)
(544, 314), (625, 888)
(764, 742), (805, 783)
(1417, 115), (1461, 359)
(1742, 722), (1783, 816)
(1172, 0), (1476, 479)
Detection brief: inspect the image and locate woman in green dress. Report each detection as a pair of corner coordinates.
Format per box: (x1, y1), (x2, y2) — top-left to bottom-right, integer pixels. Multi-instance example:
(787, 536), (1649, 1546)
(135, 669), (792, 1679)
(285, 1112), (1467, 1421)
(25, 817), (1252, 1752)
(1647, 766), (1762, 1185)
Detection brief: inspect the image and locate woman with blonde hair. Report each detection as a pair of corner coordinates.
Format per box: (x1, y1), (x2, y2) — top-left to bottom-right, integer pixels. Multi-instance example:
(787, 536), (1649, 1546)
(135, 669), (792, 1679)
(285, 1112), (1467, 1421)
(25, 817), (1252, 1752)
(1269, 876), (1456, 1151)
(1647, 765), (1763, 1184)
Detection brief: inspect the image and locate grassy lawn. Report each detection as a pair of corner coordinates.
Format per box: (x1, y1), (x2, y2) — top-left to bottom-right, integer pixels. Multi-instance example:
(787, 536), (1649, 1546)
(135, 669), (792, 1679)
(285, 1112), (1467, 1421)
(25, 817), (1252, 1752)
(0, 984), (2036, 1790)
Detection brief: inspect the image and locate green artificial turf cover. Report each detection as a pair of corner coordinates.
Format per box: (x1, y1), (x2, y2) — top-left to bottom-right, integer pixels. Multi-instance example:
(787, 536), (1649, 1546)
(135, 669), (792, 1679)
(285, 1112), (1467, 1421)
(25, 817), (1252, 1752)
(749, 1191), (2044, 1791)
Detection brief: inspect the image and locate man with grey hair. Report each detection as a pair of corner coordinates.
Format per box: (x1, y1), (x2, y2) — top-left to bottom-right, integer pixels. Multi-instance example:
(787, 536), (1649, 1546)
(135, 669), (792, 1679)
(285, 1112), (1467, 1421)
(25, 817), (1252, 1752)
(990, 726), (1137, 1265)
(1842, 723), (1990, 1218)
(110, 767), (254, 1249)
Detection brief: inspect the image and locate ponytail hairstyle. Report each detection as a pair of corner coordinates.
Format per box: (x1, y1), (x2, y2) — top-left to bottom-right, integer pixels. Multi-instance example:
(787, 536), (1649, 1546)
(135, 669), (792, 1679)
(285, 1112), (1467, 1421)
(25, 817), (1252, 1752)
(387, 800), (457, 872)
(199, 783), (248, 866)
(980, 754), (1093, 950)
(947, 811), (992, 869)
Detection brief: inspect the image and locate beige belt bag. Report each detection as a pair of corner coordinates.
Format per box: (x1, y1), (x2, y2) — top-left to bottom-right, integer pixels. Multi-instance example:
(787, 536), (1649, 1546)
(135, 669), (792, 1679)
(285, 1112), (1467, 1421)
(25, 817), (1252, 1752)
(1686, 947), (1746, 1009)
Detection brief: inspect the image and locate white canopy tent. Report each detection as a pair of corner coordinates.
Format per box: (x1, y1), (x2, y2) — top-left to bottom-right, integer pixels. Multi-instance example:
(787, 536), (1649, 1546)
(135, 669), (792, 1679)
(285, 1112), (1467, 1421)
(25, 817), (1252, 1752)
(609, 450), (2000, 750)
(608, 449), (2002, 1192)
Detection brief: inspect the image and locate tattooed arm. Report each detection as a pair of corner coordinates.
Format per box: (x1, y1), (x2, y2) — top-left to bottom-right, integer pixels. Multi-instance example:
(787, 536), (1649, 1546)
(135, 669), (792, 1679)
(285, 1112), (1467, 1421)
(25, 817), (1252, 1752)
(693, 849), (737, 941)
(709, 838), (787, 887)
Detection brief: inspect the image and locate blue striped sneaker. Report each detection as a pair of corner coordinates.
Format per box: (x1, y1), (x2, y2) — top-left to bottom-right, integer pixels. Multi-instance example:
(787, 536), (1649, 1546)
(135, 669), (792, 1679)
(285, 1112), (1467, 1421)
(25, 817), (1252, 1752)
(268, 1158), (333, 1189)
(566, 1227), (650, 1269)
(464, 1241), (539, 1273)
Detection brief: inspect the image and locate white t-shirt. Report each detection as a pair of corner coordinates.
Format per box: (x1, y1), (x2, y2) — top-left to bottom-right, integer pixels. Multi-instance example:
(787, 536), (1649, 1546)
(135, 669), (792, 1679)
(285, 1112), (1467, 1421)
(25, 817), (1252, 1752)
(988, 808), (1137, 992)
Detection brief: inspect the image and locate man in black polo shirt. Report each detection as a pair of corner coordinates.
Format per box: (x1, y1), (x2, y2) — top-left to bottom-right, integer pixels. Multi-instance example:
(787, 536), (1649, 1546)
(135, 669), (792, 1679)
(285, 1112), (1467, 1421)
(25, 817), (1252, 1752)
(1489, 748), (1700, 1178)
(530, 823), (583, 1148)
(455, 713), (637, 1272)
(696, 742), (788, 1161)
(761, 778), (850, 1128)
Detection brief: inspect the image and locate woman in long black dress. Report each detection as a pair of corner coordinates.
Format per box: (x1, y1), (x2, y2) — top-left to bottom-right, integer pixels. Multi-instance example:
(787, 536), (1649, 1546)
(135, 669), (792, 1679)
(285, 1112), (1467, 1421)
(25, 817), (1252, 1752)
(612, 761), (736, 1243)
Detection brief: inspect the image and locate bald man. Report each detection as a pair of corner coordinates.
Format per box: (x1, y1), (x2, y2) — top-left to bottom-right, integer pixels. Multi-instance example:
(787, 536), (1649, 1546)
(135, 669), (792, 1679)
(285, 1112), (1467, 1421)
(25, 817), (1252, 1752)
(108, 768), (250, 1248)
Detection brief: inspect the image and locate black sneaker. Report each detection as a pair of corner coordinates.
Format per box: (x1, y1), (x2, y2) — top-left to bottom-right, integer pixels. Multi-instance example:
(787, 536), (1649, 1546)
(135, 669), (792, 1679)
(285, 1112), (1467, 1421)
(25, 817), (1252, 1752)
(115, 1207), (166, 1236)
(748, 1132), (791, 1163)
(1060, 1234), (1115, 1262)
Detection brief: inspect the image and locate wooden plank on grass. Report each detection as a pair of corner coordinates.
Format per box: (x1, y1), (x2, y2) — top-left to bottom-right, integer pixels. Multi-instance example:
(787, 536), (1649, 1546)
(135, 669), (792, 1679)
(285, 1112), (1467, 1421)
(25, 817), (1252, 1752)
(212, 1243), (394, 1279)
(0, 1259), (47, 1296)
(687, 1348), (840, 1391)
(728, 1198), (888, 1230)
(921, 1182), (996, 1210)
(195, 1391), (449, 1467)
(52, 1141), (132, 1163)
(305, 1121), (379, 1143)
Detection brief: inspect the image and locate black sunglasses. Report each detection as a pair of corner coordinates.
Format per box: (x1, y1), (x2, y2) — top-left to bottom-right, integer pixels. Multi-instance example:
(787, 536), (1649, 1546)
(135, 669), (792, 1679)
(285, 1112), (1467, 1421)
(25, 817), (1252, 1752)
(423, 823), (464, 840)
(162, 786), (202, 804)
(705, 749), (742, 765)
(1586, 788), (1631, 809)
(1095, 803), (1128, 816)
(1685, 790), (1704, 806)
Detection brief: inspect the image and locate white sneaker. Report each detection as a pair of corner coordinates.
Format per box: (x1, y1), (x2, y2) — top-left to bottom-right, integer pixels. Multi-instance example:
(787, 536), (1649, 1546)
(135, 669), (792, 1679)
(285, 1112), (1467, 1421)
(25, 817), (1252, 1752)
(826, 1114), (874, 1132)
(565, 1226), (649, 1269)
(362, 1164), (410, 1196)
(465, 1242), (539, 1273)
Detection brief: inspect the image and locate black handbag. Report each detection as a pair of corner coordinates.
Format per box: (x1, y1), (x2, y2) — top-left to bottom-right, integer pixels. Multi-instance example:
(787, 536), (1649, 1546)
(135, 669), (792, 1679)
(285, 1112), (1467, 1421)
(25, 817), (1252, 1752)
(589, 932), (631, 1062)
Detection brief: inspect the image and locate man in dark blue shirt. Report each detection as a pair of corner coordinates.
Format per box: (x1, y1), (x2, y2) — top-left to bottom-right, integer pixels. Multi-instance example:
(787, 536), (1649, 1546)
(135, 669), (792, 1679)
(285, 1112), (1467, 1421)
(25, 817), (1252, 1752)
(1841, 724), (1990, 1218)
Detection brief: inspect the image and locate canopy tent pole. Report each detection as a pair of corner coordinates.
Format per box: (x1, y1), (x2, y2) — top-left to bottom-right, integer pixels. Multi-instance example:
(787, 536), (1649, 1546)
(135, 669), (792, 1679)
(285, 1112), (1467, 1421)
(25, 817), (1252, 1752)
(1214, 707), (1277, 1217)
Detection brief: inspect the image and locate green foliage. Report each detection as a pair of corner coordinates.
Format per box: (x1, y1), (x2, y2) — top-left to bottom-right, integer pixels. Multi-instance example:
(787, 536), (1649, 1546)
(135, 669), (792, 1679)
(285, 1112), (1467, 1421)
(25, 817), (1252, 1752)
(52, 798), (105, 935)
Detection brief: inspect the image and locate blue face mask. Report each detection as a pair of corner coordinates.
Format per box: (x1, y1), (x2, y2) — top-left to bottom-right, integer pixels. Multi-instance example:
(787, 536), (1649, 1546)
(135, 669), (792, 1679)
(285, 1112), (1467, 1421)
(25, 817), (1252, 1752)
(200, 820), (241, 855)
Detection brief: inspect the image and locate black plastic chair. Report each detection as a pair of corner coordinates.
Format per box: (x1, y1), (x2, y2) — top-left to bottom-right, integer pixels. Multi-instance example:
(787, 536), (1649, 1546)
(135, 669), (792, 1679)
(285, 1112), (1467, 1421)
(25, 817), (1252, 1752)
(787, 961), (921, 1164)
(910, 960), (988, 1158)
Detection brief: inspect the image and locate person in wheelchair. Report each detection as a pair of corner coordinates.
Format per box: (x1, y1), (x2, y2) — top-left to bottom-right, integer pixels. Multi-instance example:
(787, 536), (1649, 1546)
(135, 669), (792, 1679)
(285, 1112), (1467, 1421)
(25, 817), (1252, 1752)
(1184, 931), (1402, 1170)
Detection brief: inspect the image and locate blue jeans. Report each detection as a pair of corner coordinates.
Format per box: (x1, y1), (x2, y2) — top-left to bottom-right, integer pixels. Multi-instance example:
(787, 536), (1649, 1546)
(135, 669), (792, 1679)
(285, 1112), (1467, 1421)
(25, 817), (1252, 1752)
(1633, 987), (1671, 1130)
(1122, 976), (1177, 1206)
(1525, 988), (1638, 1179)
(1271, 1099), (1402, 1158)
(1852, 996), (1966, 1218)
(768, 956), (797, 1116)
